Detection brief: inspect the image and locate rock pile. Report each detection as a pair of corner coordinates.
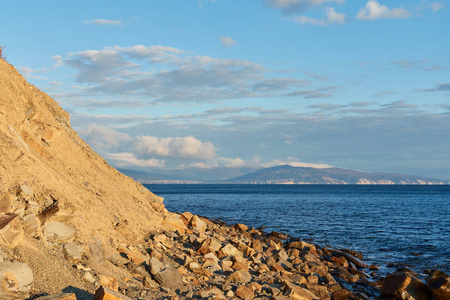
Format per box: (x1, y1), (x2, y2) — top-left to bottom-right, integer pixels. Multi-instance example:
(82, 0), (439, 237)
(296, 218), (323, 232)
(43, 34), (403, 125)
(2, 185), (448, 299)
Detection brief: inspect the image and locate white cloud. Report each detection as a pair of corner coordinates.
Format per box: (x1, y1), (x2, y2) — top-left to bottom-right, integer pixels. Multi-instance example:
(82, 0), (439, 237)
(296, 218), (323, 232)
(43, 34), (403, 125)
(293, 7), (346, 25)
(219, 36), (236, 47)
(265, 0), (345, 14)
(135, 136), (218, 159)
(18, 55), (63, 79)
(83, 19), (123, 26)
(431, 3), (444, 12)
(78, 124), (131, 151)
(104, 153), (165, 168)
(356, 0), (411, 20)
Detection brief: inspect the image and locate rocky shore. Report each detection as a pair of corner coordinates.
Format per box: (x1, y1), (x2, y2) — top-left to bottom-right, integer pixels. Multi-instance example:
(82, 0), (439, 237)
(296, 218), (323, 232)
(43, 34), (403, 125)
(0, 184), (449, 299)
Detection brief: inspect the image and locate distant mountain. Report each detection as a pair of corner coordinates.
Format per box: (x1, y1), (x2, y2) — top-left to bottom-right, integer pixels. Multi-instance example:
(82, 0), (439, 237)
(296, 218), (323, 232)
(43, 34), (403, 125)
(118, 167), (260, 183)
(225, 165), (449, 185)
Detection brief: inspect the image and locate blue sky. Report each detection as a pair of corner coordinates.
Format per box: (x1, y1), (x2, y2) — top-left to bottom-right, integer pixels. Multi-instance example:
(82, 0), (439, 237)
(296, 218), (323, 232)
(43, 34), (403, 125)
(1, 0), (449, 180)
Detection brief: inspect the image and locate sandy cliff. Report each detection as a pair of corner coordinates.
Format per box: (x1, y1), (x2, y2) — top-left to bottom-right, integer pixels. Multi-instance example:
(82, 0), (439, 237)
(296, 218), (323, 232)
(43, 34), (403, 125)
(0, 58), (168, 294)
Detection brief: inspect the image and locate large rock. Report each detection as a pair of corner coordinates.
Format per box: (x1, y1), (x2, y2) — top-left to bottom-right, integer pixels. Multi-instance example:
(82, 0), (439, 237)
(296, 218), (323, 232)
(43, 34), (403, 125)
(43, 221), (75, 242)
(0, 261), (33, 299)
(189, 215), (207, 232)
(0, 213), (24, 248)
(89, 238), (106, 264)
(382, 271), (432, 300)
(21, 213), (41, 236)
(153, 265), (184, 289)
(427, 270), (450, 300)
(161, 216), (186, 235)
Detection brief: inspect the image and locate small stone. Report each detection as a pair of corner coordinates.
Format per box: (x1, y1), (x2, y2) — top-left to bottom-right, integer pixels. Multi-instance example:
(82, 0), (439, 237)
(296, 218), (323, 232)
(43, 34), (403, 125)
(21, 213), (41, 236)
(16, 185), (33, 197)
(83, 272), (97, 284)
(0, 194), (12, 213)
(0, 261), (33, 299)
(0, 213), (24, 249)
(43, 221), (75, 241)
(149, 257), (165, 275)
(89, 238), (106, 264)
(63, 242), (83, 262)
(95, 286), (133, 300)
(236, 285), (254, 300)
(99, 274), (119, 291)
(198, 287), (225, 298)
(229, 270), (252, 283)
(34, 293), (77, 300)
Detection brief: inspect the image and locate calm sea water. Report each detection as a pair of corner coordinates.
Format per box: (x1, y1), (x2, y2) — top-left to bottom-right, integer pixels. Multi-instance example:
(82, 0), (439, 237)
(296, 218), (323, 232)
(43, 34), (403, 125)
(144, 184), (450, 276)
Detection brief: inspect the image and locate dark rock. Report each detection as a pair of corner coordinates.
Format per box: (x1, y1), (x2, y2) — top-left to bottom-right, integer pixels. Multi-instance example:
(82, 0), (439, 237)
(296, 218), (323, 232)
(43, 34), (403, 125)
(381, 271), (432, 300)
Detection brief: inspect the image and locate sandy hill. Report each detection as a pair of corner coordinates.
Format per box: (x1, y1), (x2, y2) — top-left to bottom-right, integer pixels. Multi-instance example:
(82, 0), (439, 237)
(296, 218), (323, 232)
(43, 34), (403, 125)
(0, 57), (173, 295)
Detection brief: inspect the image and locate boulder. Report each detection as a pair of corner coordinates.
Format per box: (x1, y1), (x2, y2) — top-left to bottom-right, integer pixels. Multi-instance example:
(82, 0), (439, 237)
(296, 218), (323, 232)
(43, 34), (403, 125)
(382, 271), (432, 300)
(189, 215), (207, 232)
(229, 270), (252, 283)
(427, 271), (450, 300)
(221, 243), (242, 257)
(153, 265), (184, 289)
(43, 221), (75, 242)
(236, 285), (254, 300)
(148, 257), (165, 275)
(95, 286), (133, 300)
(0, 261), (33, 299)
(161, 216), (186, 235)
(0, 213), (24, 248)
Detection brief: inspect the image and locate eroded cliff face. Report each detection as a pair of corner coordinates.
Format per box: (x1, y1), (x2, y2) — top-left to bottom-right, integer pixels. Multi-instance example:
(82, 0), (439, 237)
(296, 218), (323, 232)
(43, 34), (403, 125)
(0, 58), (168, 294)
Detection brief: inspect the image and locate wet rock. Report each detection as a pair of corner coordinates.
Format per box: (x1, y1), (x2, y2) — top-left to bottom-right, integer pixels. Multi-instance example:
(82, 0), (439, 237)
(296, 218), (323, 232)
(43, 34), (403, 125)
(341, 252), (368, 269)
(43, 221), (75, 242)
(34, 293), (77, 300)
(153, 265), (184, 289)
(0, 213), (24, 248)
(381, 271), (432, 300)
(63, 242), (83, 262)
(331, 289), (354, 300)
(0, 261), (33, 299)
(427, 270), (450, 300)
(95, 286), (133, 300)
(236, 285), (255, 300)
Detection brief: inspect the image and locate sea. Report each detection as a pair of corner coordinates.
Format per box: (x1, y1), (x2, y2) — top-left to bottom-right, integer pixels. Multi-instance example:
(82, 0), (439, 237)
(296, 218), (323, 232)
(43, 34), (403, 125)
(144, 184), (450, 277)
